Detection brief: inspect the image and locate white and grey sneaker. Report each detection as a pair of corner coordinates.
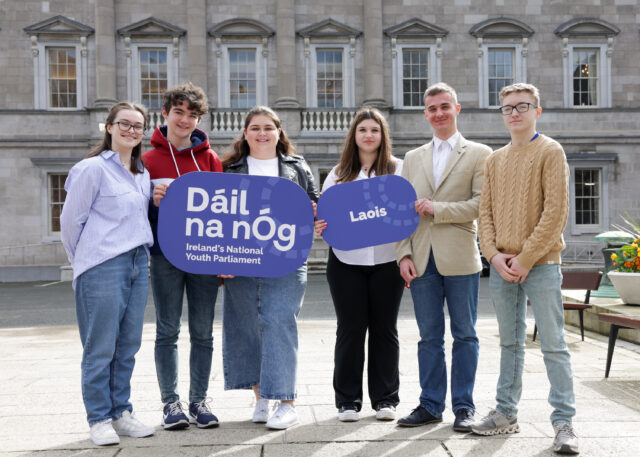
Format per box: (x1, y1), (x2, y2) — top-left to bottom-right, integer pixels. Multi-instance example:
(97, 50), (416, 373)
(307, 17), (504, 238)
(471, 409), (520, 435)
(112, 410), (155, 438)
(338, 405), (360, 422)
(375, 404), (396, 421)
(252, 398), (270, 423)
(90, 419), (120, 446)
(553, 422), (579, 454)
(266, 402), (299, 430)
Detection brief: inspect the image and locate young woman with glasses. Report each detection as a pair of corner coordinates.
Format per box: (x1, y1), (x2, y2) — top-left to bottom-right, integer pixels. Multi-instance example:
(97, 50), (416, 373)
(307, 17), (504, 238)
(60, 101), (155, 446)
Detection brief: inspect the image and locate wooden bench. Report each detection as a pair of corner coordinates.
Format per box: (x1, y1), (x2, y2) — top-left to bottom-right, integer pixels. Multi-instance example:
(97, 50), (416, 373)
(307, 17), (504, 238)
(531, 271), (602, 342)
(598, 313), (640, 377)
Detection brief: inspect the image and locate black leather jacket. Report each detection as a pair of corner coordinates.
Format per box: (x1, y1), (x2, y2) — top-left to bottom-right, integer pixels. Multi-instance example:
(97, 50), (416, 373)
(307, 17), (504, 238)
(224, 151), (319, 203)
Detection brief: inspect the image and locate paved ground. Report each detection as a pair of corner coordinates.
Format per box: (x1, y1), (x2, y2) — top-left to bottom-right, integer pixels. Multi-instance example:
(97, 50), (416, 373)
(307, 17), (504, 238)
(1, 276), (640, 456)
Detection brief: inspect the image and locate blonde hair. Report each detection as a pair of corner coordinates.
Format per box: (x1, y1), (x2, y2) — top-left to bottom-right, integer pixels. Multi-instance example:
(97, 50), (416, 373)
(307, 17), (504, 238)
(423, 82), (458, 106)
(499, 83), (540, 106)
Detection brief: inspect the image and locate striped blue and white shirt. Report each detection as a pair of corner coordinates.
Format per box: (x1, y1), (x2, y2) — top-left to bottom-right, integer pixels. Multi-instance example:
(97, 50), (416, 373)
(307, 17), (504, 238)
(60, 150), (154, 288)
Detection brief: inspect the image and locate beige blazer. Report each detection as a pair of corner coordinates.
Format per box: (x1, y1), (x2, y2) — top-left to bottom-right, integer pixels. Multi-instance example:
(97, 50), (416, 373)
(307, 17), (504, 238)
(396, 135), (492, 277)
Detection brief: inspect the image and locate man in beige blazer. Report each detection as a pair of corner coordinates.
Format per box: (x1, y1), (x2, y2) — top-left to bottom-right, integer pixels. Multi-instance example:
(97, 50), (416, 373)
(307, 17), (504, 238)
(396, 83), (491, 432)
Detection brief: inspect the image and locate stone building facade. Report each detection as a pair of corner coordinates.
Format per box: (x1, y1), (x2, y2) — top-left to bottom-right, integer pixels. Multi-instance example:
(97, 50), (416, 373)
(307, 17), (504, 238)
(1, 0), (639, 280)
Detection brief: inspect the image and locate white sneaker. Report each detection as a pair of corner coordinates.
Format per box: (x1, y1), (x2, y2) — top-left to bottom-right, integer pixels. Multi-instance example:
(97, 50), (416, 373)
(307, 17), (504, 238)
(112, 410), (155, 438)
(266, 402), (299, 430)
(338, 406), (360, 422)
(90, 419), (120, 446)
(252, 398), (270, 423)
(375, 405), (396, 421)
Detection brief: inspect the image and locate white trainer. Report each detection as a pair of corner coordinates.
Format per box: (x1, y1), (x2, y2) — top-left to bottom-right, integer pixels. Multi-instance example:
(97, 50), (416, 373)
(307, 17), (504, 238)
(266, 402), (299, 430)
(112, 410), (155, 438)
(252, 398), (270, 423)
(338, 406), (360, 422)
(90, 419), (120, 446)
(375, 405), (396, 421)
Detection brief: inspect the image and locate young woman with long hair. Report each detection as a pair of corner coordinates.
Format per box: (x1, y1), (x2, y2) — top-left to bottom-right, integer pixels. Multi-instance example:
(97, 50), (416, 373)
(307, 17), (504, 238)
(221, 106), (318, 430)
(315, 107), (405, 422)
(60, 101), (155, 445)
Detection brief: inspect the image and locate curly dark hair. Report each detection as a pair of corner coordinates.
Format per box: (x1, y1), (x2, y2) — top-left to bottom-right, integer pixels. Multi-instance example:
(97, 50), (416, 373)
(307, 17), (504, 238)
(162, 81), (208, 117)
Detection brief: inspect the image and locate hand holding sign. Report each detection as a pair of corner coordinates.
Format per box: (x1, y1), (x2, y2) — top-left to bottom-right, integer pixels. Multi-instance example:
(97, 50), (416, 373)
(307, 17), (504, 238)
(157, 172), (314, 277)
(316, 175), (419, 250)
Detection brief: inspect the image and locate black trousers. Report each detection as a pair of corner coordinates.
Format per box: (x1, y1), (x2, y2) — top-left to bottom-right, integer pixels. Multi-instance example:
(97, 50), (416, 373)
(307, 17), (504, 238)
(326, 249), (405, 410)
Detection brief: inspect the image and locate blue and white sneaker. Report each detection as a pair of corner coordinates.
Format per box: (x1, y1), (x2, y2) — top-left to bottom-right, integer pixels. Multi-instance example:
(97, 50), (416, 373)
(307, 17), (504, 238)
(189, 399), (219, 428)
(162, 401), (190, 430)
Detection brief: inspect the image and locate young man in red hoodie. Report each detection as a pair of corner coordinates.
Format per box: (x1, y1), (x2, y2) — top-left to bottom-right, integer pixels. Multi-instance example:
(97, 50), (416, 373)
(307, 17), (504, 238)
(143, 82), (223, 430)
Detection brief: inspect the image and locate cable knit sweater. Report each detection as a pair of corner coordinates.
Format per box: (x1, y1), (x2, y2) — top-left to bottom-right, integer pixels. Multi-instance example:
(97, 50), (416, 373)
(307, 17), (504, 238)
(478, 134), (569, 270)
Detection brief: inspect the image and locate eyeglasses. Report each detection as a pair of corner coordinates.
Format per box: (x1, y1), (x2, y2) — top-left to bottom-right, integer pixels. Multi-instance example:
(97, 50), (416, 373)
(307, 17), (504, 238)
(498, 102), (538, 116)
(112, 121), (146, 134)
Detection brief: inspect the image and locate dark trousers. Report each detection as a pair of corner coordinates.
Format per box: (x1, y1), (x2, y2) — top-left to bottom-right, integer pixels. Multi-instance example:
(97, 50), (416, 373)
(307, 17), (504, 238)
(326, 249), (405, 410)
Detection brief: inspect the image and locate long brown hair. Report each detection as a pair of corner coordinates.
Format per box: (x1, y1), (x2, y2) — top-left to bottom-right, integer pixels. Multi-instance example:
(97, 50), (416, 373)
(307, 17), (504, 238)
(87, 101), (148, 174)
(335, 107), (394, 183)
(222, 106), (295, 167)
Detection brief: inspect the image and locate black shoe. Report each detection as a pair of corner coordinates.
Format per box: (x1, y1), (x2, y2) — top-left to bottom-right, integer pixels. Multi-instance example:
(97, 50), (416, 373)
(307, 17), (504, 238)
(453, 408), (475, 432)
(397, 405), (442, 427)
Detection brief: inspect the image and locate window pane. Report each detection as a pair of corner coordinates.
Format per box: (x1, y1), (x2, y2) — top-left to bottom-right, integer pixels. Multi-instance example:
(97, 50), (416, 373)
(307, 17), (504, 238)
(575, 168), (601, 225)
(317, 49), (343, 108)
(49, 173), (68, 232)
(229, 49), (257, 109)
(487, 49), (514, 107)
(401, 48), (429, 107)
(140, 48), (168, 109)
(572, 48), (598, 106)
(48, 47), (77, 108)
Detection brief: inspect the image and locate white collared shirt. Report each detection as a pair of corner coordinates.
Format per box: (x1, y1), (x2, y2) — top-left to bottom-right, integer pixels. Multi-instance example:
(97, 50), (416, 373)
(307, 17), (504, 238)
(321, 160), (403, 266)
(432, 131), (459, 188)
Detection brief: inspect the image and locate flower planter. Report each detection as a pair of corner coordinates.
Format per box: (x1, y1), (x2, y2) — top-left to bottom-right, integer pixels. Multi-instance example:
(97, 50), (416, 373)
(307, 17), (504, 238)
(608, 271), (640, 305)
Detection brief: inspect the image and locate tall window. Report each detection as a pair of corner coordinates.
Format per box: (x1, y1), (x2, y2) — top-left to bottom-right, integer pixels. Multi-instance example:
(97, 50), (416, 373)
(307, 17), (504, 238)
(572, 48), (599, 106)
(229, 49), (257, 109)
(47, 47), (77, 108)
(402, 49), (429, 107)
(316, 49), (343, 108)
(575, 168), (601, 226)
(139, 48), (168, 109)
(49, 173), (67, 233)
(488, 48), (514, 107)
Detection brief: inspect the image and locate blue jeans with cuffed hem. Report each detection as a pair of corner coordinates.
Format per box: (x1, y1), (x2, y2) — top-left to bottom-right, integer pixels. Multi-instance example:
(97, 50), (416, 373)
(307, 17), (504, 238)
(410, 253), (479, 418)
(490, 263), (576, 425)
(222, 265), (306, 400)
(75, 246), (148, 426)
(151, 253), (219, 404)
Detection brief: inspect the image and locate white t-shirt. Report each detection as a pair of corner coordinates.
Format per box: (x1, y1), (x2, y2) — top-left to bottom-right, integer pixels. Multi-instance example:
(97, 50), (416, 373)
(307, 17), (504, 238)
(247, 156), (279, 177)
(321, 159), (403, 266)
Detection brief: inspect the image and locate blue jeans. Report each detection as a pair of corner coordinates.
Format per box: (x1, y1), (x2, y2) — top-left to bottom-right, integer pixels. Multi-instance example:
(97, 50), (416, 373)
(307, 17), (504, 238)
(75, 246), (148, 426)
(151, 254), (219, 404)
(222, 265), (307, 400)
(410, 253), (479, 417)
(490, 263), (576, 425)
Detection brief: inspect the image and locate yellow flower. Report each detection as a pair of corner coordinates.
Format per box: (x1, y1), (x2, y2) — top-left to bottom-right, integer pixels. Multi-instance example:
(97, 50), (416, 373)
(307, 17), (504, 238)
(611, 253), (618, 260)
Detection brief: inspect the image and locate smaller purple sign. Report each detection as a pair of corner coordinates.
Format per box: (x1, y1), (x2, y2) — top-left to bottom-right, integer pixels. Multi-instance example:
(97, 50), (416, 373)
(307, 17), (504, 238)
(157, 172), (314, 277)
(317, 175), (419, 250)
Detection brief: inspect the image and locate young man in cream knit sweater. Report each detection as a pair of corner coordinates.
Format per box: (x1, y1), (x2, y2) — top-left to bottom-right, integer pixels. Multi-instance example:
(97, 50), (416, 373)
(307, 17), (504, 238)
(473, 83), (579, 455)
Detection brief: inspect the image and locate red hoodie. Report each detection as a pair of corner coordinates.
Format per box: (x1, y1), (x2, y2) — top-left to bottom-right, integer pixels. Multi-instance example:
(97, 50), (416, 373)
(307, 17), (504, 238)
(143, 125), (222, 255)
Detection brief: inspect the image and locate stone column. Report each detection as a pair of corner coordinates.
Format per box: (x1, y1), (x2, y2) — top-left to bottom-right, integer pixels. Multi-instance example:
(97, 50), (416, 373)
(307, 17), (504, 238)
(94, 0), (117, 107)
(186, 0), (208, 91)
(273, 0), (299, 107)
(362, 0), (386, 107)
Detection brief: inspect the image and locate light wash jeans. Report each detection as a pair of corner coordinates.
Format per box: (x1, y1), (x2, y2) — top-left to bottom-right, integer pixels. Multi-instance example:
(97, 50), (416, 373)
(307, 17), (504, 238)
(151, 253), (219, 404)
(222, 265), (307, 400)
(75, 246), (148, 425)
(410, 252), (479, 417)
(490, 263), (576, 425)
